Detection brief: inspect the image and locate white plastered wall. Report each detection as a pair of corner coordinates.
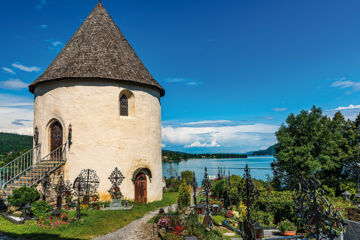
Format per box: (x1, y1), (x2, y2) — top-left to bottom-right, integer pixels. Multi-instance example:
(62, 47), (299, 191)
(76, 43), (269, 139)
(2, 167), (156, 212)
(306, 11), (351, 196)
(33, 79), (163, 202)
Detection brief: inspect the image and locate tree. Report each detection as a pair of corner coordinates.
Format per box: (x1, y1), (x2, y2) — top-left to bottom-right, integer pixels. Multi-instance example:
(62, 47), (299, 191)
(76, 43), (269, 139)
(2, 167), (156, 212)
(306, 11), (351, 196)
(181, 171), (193, 185)
(273, 106), (358, 194)
(177, 181), (191, 209)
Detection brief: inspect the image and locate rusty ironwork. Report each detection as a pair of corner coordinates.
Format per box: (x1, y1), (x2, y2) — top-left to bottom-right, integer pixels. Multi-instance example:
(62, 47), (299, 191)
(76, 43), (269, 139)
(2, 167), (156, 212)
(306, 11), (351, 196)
(34, 126), (39, 147)
(41, 173), (51, 201)
(295, 174), (344, 240)
(73, 176), (86, 219)
(76, 169), (100, 204)
(224, 170), (232, 209)
(239, 164), (258, 240)
(54, 176), (71, 210)
(108, 167), (125, 199)
(201, 167), (213, 230)
(192, 171), (197, 206)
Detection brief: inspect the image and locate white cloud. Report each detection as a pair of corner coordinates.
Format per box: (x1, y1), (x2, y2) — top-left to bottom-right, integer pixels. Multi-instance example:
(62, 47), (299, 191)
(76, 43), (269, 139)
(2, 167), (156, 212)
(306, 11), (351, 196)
(0, 94), (33, 135)
(162, 121), (278, 152)
(272, 107), (287, 112)
(165, 77), (201, 86)
(0, 79), (28, 89)
(185, 140), (220, 148)
(184, 120), (232, 126)
(324, 104), (360, 120)
(12, 63), (40, 73)
(46, 40), (64, 53)
(2, 67), (15, 74)
(335, 104), (360, 111)
(165, 78), (185, 83)
(38, 24), (48, 29)
(332, 78), (360, 94)
(36, 0), (47, 9)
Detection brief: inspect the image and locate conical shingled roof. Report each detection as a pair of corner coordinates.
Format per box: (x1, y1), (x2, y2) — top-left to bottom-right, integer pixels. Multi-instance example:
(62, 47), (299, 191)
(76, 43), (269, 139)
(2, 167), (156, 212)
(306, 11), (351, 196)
(29, 2), (165, 96)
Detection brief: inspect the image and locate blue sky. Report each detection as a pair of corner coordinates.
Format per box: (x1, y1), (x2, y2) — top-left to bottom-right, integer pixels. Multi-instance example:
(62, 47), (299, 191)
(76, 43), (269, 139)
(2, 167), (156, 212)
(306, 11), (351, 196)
(1, 0), (360, 153)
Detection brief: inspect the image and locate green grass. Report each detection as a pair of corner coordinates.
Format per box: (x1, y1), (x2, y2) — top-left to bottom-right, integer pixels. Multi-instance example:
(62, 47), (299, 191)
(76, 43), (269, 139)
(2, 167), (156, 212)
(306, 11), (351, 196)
(0, 192), (178, 240)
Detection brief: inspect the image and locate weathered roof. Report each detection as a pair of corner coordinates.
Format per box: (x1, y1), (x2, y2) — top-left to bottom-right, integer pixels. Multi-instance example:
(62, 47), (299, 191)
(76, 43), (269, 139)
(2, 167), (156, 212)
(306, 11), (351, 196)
(29, 2), (164, 96)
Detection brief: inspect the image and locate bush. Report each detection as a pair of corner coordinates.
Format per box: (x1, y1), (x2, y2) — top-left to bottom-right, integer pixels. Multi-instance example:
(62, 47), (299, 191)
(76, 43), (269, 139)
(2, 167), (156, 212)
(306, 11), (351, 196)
(181, 171), (193, 185)
(212, 215), (225, 225)
(31, 201), (54, 220)
(177, 181), (190, 209)
(166, 177), (181, 192)
(278, 220), (297, 232)
(255, 190), (296, 224)
(8, 186), (40, 208)
(212, 175), (244, 206)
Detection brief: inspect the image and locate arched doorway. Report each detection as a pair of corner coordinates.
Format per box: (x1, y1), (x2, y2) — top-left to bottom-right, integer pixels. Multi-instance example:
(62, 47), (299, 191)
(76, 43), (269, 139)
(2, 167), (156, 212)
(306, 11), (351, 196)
(134, 173), (147, 204)
(50, 121), (63, 158)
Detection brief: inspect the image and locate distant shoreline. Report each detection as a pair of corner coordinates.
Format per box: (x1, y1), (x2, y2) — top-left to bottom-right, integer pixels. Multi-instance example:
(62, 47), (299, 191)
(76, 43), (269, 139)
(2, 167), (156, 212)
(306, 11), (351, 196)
(163, 154), (275, 163)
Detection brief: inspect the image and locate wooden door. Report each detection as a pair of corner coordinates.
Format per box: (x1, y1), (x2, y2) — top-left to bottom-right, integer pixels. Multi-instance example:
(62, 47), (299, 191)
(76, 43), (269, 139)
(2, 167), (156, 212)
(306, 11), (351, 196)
(135, 174), (147, 204)
(50, 121), (63, 159)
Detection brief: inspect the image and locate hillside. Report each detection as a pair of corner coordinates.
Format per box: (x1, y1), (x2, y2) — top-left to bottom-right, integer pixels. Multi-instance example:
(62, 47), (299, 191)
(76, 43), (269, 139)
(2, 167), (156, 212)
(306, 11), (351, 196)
(0, 132), (33, 156)
(250, 144), (277, 156)
(162, 150), (247, 163)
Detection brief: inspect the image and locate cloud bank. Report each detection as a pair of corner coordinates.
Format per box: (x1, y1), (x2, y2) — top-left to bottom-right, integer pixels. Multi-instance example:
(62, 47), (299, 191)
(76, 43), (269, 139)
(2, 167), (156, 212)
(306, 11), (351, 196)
(162, 120), (278, 153)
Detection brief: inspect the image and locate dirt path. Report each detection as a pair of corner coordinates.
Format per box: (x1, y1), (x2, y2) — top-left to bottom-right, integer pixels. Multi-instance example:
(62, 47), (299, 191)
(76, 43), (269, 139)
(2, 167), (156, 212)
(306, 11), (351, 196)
(93, 204), (177, 240)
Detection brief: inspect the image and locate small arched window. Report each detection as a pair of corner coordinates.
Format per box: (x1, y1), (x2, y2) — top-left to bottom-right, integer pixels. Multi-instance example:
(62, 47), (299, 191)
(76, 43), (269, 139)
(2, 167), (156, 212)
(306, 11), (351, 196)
(120, 94), (129, 116)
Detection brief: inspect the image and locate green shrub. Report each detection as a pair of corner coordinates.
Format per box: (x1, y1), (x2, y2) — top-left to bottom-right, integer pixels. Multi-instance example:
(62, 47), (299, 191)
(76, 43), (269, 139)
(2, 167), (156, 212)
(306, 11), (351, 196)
(181, 171), (193, 185)
(177, 181), (190, 209)
(212, 215), (225, 225)
(7, 186), (40, 208)
(278, 220), (297, 232)
(212, 175), (244, 206)
(255, 190), (296, 224)
(31, 201), (54, 220)
(165, 177), (181, 192)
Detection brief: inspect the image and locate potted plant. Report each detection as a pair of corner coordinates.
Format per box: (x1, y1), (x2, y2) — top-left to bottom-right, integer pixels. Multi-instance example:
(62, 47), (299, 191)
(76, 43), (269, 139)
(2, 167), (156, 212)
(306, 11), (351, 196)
(278, 220), (297, 236)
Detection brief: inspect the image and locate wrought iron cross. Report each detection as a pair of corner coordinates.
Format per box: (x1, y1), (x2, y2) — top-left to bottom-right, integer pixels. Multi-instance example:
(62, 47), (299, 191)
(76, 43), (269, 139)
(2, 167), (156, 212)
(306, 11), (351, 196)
(108, 167), (125, 199)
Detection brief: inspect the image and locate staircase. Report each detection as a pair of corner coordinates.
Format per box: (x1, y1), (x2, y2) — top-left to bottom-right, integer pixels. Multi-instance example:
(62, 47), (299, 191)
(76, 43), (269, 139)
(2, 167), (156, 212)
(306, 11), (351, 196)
(0, 142), (67, 198)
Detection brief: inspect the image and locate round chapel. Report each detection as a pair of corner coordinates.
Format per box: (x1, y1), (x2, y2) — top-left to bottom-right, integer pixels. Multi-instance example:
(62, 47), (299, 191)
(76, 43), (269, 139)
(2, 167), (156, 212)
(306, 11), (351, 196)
(29, 2), (165, 203)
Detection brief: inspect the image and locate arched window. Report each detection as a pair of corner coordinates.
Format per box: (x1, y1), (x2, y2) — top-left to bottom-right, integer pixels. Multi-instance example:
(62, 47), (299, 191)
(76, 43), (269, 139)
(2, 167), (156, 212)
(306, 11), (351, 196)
(120, 94), (129, 116)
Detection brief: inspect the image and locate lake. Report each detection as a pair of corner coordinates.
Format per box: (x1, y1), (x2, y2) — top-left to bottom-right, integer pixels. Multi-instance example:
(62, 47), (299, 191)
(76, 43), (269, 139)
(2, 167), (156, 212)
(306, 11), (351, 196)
(162, 155), (275, 185)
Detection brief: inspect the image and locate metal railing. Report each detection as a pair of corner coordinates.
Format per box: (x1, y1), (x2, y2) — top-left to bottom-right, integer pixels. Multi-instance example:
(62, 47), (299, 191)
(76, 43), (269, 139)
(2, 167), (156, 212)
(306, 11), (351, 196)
(0, 142), (67, 196)
(0, 145), (41, 189)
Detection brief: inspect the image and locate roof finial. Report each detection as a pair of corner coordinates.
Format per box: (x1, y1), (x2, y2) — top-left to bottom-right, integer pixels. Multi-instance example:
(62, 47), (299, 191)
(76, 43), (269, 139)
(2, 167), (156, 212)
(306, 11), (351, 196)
(98, 0), (102, 4)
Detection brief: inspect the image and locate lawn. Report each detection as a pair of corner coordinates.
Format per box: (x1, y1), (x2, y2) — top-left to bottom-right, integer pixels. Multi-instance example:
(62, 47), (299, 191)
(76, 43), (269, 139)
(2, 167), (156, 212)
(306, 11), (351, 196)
(0, 192), (178, 240)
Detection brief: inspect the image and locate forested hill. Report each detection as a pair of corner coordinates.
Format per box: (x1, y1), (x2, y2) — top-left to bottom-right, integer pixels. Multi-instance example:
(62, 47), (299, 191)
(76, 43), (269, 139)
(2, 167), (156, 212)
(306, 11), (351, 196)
(250, 144), (277, 156)
(0, 132), (32, 156)
(162, 150), (247, 163)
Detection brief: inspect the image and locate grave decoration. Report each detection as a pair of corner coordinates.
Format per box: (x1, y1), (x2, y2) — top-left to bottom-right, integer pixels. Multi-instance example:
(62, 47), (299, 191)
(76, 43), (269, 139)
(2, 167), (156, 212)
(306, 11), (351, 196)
(192, 171), (197, 206)
(73, 176), (86, 219)
(295, 174), (344, 240)
(224, 170), (232, 209)
(106, 167), (132, 210)
(77, 169), (100, 204)
(201, 167), (213, 230)
(54, 176), (72, 211)
(239, 164), (258, 240)
(41, 173), (51, 201)
(217, 167), (225, 180)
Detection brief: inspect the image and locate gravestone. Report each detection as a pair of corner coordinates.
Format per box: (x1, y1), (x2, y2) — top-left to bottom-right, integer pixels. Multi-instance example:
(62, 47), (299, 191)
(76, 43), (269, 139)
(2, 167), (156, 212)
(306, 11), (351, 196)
(110, 199), (122, 210)
(344, 220), (360, 240)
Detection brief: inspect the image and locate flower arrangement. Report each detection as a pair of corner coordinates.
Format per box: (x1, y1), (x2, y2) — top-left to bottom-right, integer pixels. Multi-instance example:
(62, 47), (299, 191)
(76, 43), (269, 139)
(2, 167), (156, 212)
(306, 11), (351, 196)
(157, 216), (169, 229)
(226, 210), (234, 218)
(172, 225), (185, 236)
(36, 216), (68, 230)
(278, 220), (297, 236)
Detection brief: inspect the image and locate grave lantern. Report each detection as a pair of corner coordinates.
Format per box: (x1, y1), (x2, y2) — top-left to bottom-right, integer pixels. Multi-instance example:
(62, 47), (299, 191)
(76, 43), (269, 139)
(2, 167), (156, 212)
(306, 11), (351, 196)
(341, 191), (351, 201)
(212, 204), (220, 215)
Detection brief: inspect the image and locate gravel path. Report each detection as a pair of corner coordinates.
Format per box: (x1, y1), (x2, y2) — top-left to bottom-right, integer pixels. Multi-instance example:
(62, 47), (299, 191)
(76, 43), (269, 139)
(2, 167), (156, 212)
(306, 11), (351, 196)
(93, 204), (177, 240)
